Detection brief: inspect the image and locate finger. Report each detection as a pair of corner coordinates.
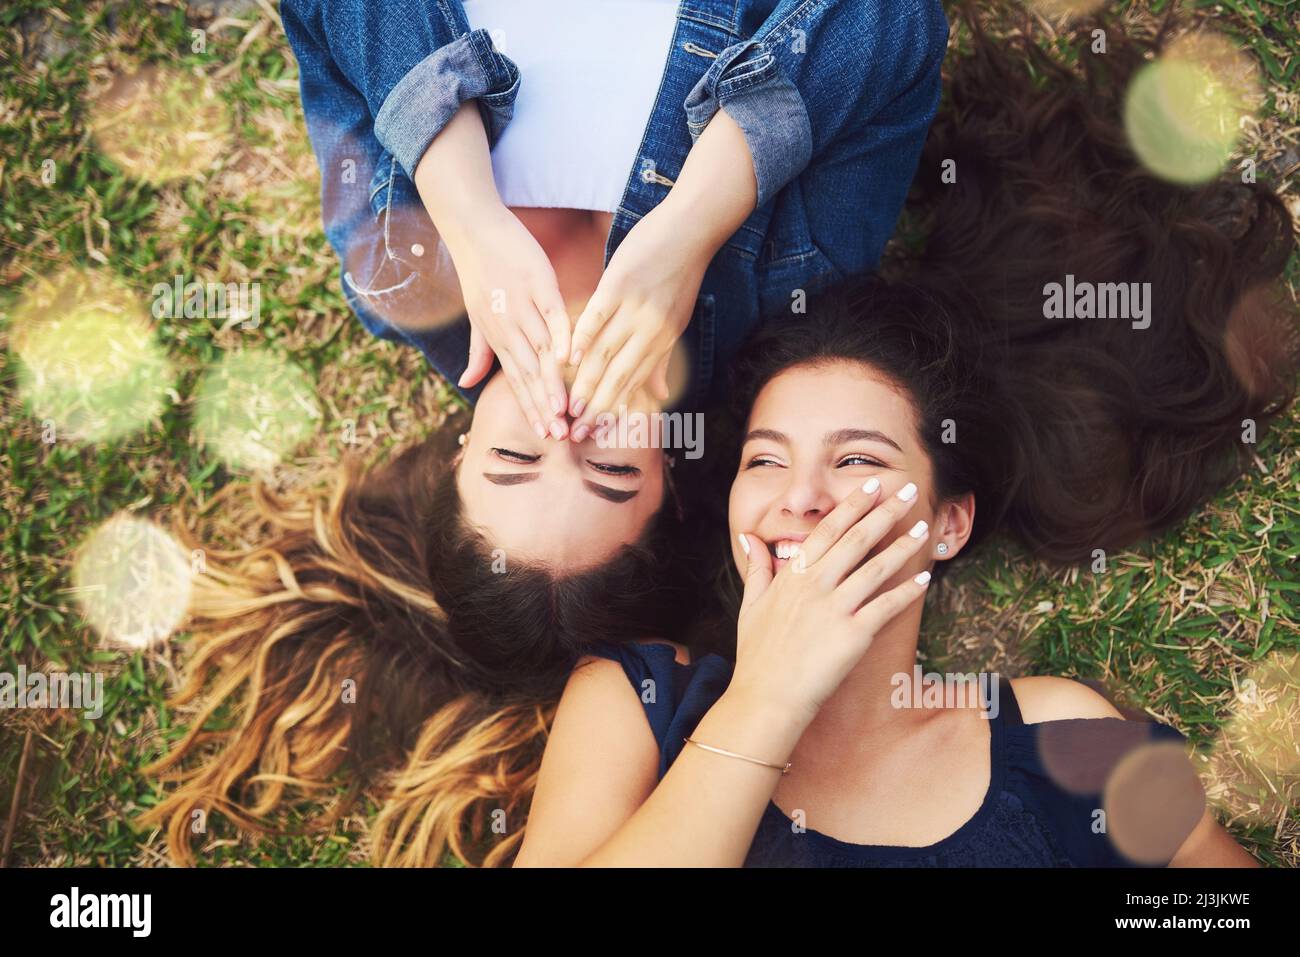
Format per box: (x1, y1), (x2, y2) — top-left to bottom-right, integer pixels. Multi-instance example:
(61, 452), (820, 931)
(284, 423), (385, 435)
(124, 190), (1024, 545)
(592, 350), (663, 442)
(536, 343), (568, 427)
(569, 290), (618, 369)
(513, 300), (553, 356)
(798, 477), (885, 567)
(568, 313), (633, 425)
(591, 378), (653, 447)
(852, 569), (932, 635)
(534, 285), (571, 364)
(627, 350), (666, 412)
(737, 533), (774, 616)
(816, 481), (921, 587)
(835, 518), (931, 614)
(496, 350), (549, 441)
(509, 299), (566, 418)
(458, 324), (496, 389)
(577, 335), (655, 440)
(509, 330), (568, 440)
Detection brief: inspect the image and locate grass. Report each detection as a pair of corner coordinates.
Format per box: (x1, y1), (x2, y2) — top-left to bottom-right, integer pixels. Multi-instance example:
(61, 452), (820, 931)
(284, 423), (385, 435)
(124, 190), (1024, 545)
(1, 0), (1297, 867)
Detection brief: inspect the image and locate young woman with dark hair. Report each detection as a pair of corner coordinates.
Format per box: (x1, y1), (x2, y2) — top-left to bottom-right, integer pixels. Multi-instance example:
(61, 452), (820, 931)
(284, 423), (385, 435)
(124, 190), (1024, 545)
(515, 8), (1296, 866)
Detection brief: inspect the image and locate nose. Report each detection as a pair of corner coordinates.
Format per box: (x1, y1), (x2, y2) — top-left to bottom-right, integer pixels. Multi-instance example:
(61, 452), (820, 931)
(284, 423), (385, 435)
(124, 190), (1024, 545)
(777, 467), (836, 521)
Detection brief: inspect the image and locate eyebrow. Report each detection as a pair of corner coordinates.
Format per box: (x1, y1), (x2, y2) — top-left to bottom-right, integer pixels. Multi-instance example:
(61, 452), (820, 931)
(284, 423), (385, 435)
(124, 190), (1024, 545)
(743, 427), (903, 454)
(482, 472), (639, 504)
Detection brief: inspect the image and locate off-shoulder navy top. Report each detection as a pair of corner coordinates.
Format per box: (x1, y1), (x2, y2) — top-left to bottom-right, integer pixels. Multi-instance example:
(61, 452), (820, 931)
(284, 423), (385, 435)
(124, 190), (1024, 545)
(584, 640), (1207, 867)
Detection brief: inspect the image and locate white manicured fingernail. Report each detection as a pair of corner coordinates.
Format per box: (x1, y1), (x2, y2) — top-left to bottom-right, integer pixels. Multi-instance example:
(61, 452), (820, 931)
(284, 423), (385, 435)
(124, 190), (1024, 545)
(862, 477), (880, 493)
(914, 571), (932, 586)
(908, 520), (928, 539)
(738, 533), (750, 556)
(896, 482), (917, 502)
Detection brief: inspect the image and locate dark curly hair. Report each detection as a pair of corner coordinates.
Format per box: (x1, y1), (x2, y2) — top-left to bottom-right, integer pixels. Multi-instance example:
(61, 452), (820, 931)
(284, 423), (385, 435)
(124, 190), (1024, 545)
(725, 1), (1296, 565)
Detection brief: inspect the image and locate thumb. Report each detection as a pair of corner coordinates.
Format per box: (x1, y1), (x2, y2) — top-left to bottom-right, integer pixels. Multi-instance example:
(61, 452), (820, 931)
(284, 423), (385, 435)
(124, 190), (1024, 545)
(737, 533), (774, 615)
(458, 324), (496, 388)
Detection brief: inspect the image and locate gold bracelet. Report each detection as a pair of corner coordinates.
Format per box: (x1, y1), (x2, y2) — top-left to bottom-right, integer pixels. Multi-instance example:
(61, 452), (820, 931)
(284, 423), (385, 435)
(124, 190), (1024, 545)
(683, 737), (791, 774)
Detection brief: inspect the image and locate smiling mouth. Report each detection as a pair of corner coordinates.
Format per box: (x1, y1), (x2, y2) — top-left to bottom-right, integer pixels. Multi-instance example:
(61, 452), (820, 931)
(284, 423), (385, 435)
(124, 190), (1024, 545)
(767, 540), (806, 564)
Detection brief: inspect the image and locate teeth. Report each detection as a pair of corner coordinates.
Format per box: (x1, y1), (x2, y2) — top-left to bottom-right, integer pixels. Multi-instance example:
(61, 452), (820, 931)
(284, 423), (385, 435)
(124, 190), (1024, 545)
(774, 542), (801, 560)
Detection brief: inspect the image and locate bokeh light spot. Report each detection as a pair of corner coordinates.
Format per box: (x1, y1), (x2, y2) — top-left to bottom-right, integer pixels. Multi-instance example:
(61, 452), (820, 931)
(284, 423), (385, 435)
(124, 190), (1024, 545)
(193, 350), (323, 472)
(89, 65), (233, 183)
(1103, 740), (1208, 864)
(72, 514), (192, 651)
(1026, 0), (1106, 18)
(1124, 32), (1260, 185)
(11, 270), (173, 443)
(1203, 652), (1300, 829)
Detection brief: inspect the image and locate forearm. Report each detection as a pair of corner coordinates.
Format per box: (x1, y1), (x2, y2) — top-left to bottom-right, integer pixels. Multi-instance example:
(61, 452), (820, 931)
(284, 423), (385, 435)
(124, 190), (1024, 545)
(653, 105), (758, 266)
(413, 100), (508, 255)
(579, 689), (806, 867)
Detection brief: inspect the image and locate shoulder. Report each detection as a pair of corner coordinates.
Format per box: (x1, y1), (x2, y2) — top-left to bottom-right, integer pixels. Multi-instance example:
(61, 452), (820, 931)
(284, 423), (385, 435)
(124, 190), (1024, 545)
(1009, 676), (1126, 724)
(568, 639), (690, 720)
(563, 652), (653, 724)
(1004, 677), (1214, 867)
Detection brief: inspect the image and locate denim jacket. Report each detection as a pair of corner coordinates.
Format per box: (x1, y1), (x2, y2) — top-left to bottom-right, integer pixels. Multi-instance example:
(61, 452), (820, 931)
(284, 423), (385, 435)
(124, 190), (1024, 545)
(281, 0), (948, 407)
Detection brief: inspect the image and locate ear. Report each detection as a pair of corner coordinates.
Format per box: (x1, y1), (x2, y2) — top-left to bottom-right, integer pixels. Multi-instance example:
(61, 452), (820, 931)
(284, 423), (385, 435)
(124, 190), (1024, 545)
(933, 492), (975, 561)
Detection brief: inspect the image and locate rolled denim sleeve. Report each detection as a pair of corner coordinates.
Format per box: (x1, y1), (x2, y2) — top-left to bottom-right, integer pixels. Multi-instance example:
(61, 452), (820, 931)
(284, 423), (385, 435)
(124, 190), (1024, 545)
(374, 29), (520, 179)
(281, 0), (480, 395)
(281, 0), (520, 182)
(683, 0), (949, 209)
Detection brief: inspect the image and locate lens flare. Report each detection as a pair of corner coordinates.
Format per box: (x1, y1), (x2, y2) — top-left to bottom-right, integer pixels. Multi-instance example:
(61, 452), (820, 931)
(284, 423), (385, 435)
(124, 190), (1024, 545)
(71, 514), (193, 650)
(1204, 652), (1300, 828)
(659, 337), (693, 410)
(340, 199), (465, 334)
(1104, 739), (1208, 865)
(193, 350), (322, 472)
(88, 65), (232, 183)
(1026, 0), (1106, 18)
(11, 270), (173, 442)
(1124, 32), (1260, 185)
(1034, 718), (1155, 795)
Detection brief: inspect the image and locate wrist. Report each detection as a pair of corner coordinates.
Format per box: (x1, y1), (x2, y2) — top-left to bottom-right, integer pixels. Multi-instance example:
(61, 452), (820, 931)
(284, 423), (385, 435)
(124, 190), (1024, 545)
(703, 685), (810, 763)
(651, 190), (729, 265)
(430, 197), (512, 263)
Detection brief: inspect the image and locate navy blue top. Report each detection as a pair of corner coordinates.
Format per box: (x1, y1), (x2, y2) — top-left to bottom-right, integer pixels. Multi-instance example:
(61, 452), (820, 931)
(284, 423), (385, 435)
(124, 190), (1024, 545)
(585, 640), (1207, 867)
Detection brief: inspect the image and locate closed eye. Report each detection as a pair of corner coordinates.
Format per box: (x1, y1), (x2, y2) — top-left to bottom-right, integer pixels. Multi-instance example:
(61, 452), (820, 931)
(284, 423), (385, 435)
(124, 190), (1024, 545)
(588, 461), (640, 477)
(491, 447), (539, 465)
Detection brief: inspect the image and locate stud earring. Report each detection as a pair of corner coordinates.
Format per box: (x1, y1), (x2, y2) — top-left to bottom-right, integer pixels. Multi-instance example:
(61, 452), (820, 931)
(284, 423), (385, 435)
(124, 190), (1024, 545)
(457, 432), (467, 447)
(936, 542), (949, 556)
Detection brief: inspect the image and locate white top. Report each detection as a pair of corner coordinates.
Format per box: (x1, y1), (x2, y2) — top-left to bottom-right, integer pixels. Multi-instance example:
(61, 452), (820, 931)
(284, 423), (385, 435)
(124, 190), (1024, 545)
(463, 0), (680, 212)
